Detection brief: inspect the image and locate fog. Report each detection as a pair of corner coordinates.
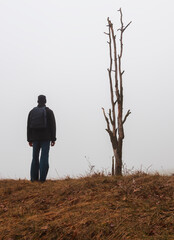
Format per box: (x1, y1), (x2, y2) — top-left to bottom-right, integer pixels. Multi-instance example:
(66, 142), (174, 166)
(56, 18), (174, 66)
(0, 0), (174, 179)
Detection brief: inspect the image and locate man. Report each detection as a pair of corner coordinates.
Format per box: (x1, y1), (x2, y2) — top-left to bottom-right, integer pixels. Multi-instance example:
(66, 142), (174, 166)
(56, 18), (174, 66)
(27, 95), (56, 182)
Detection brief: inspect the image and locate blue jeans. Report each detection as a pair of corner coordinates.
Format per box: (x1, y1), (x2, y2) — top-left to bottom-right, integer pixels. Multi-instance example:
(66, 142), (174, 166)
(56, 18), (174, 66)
(30, 141), (50, 182)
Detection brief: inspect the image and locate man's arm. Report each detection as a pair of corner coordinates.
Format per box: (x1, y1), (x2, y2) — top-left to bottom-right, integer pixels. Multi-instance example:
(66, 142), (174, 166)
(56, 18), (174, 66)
(27, 111), (32, 145)
(49, 110), (57, 143)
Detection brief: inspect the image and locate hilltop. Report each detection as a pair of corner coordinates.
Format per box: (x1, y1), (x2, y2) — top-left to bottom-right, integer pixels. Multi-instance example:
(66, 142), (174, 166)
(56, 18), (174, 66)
(0, 173), (174, 240)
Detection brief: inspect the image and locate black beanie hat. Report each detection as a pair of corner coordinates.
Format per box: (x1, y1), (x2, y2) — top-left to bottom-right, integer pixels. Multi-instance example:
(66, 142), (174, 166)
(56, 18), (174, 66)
(38, 95), (46, 104)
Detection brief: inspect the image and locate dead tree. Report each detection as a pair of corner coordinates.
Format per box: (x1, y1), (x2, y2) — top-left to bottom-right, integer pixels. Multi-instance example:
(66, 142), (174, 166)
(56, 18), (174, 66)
(102, 9), (131, 176)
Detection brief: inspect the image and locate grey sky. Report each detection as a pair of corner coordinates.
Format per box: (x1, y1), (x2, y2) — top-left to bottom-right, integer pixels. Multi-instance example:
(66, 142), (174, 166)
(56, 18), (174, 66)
(0, 0), (174, 179)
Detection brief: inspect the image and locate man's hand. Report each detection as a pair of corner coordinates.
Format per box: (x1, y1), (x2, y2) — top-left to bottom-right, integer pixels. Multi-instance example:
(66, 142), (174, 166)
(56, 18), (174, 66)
(29, 142), (33, 147)
(51, 141), (55, 147)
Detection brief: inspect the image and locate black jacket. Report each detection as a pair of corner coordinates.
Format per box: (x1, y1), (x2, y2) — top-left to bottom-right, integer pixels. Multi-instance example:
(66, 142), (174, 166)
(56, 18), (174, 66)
(27, 105), (56, 142)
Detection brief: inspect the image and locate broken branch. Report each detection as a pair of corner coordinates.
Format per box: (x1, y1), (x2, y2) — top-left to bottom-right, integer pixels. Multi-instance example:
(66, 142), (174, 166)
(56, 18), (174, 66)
(102, 107), (111, 131)
(123, 21), (132, 32)
(122, 110), (131, 124)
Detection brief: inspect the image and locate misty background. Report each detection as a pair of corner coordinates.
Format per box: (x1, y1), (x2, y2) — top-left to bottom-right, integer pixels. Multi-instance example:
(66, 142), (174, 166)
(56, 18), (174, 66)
(0, 0), (174, 179)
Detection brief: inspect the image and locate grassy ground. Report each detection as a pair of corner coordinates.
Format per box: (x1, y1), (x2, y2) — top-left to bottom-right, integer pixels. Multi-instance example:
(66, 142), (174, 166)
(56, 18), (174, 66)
(0, 173), (174, 240)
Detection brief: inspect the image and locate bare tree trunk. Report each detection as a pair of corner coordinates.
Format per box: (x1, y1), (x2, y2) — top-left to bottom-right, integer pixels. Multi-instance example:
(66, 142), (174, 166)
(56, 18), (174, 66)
(114, 144), (122, 175)
(112, 156), (114, 176)
(103, 9), (131, 176)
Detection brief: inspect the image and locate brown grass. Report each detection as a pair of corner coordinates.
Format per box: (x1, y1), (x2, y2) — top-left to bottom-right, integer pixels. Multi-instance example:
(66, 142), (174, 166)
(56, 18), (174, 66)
(0, 173), (174, 240)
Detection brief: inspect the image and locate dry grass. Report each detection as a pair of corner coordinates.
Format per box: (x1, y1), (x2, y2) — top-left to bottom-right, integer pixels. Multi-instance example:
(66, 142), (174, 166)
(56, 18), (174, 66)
(0, 173), (174, 240)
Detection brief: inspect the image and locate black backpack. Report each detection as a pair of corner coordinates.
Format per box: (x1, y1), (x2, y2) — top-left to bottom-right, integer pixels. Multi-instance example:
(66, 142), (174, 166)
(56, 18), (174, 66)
(29, 107), (47, 129)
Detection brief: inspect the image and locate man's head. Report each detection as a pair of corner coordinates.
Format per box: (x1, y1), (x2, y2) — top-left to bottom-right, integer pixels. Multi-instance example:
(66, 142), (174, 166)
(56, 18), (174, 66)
(38, 95), (46, 105)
